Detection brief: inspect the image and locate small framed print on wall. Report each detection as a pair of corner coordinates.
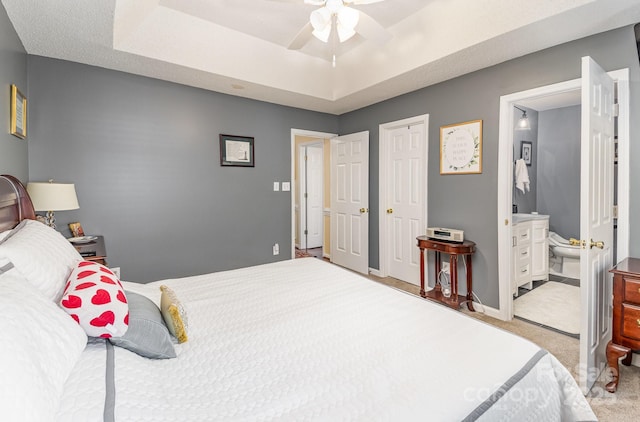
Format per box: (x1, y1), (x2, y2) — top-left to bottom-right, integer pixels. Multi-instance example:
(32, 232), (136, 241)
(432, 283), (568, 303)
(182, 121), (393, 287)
(521, 141), (532, 166)
(219, 134), (254, 167)
(10, 84), (27, 139)
(440, 119), (482, 174)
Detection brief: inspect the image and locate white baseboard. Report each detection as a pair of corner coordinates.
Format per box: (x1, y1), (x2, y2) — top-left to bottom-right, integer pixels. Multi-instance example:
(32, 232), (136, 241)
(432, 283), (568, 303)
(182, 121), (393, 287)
(472, 303), (502, 320)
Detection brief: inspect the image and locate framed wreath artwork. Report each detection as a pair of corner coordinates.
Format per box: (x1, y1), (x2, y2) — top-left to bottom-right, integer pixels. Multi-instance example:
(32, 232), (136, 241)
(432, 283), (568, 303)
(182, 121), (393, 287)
(440, 119), (482, 175)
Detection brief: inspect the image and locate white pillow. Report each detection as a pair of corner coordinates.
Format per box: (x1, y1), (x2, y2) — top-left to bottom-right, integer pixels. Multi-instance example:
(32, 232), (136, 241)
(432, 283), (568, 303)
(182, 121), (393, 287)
(0, 229), (12, 269)
(0, 219), (83, 301)
(0, 228), (12, 242)
(0, 270), (88, 420)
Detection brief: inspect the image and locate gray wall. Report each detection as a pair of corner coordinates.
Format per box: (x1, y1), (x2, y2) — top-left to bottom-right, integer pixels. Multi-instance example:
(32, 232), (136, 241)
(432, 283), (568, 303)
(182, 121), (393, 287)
(14, 24), (640, 306)
(0, 5), (27, 182)
(27, 56), (338, 282)
(537, 105), (581, 239)
(512, 106), (538, 214)
(339, 25), (640, 308)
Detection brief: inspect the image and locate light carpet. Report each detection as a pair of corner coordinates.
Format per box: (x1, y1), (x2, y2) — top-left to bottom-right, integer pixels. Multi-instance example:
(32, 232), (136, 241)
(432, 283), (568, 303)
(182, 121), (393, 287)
(514, 281), (580, 335)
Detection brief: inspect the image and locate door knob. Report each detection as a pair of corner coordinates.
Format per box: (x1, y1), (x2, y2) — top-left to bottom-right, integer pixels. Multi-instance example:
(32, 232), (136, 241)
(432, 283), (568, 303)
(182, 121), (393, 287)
(386, 209), (393, 214)
(590, 239), (605, 249)
(359, 208), (368, 213)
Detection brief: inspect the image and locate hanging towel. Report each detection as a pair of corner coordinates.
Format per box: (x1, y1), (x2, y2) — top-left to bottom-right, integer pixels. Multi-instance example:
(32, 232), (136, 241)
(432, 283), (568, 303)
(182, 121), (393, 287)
(515, 159), (530, 194)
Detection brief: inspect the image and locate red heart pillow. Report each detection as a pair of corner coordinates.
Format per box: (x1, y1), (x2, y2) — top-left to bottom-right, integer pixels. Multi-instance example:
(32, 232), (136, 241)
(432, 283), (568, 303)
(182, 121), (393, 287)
(59, 261), (129, 338)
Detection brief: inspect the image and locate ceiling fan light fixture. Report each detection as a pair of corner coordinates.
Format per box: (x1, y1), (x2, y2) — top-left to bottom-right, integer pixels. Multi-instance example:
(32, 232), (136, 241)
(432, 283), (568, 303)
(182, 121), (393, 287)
(337, 6), (359, 30)
(310, 7), (331, 31)
(312, 26), (331, 43)
(325, 0), (343, 14)
(337, 22), (356, 42)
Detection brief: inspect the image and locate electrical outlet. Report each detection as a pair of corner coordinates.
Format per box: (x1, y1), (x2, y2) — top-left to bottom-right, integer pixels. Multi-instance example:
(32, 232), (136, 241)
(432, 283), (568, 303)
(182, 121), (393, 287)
(273, 182), (280, 191)
(111, 267), (121, 279)
(273, 243), (279, 255)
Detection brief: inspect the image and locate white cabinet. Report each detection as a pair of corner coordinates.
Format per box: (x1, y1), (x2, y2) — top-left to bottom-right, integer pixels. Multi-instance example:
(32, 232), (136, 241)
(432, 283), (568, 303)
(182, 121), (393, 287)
(511, 215), (549, 296)
(512, 222), (532, 296)
(530, 219), (549, 281)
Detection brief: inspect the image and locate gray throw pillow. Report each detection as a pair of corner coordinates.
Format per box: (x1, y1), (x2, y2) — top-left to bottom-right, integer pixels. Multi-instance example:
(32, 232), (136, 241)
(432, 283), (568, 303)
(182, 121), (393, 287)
(109, 291), (176, 359)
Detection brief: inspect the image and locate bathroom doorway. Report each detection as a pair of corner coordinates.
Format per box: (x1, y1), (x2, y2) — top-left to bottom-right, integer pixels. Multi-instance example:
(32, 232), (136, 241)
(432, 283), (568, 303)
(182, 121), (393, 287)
(511, 100), (583, 338)
(497, 60), (630, 394)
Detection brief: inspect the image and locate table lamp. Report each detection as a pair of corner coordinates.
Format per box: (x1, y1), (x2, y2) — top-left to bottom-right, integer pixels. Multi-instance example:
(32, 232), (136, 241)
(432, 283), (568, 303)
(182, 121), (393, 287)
(26, 180), (79, 229)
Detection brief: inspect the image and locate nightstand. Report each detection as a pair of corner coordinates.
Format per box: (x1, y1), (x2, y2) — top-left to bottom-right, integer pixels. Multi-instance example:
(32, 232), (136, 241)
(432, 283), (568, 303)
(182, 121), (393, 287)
(72, 235), (107, 266)
(607, 257), (640, 392)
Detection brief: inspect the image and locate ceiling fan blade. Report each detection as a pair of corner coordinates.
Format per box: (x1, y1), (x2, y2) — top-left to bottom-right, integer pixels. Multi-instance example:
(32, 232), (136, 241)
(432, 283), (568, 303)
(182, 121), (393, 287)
(357, 10), (391, 44)
(288, 22), (314, 50)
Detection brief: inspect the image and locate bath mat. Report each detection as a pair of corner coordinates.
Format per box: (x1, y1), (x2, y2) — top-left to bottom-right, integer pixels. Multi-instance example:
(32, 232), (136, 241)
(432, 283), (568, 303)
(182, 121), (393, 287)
(514, 281), (580, 335)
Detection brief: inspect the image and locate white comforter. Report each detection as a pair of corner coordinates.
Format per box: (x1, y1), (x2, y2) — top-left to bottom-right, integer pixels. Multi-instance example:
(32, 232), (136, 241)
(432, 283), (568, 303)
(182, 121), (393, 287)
(58, 258), (596, 421)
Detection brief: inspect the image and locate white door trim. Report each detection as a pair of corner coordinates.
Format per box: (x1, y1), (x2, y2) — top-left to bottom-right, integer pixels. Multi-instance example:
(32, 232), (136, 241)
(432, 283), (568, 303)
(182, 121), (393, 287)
(378, 114), (429, 278)
(496, 69), (630, 321)
(291, 129), (337, 259)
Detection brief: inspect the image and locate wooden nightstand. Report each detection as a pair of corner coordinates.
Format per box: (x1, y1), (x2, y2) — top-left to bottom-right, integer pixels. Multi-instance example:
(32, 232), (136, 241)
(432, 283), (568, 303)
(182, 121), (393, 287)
(71, 235), (107, 266)
(607, 257), (640, 392)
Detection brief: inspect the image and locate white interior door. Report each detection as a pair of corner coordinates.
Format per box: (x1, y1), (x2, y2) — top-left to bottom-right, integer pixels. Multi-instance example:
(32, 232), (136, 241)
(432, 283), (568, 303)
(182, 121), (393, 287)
(331, 131), (369, 274)
(579, 56), (614, 394)
(384, 123), (426, 284)
(305, 145), (324, 248)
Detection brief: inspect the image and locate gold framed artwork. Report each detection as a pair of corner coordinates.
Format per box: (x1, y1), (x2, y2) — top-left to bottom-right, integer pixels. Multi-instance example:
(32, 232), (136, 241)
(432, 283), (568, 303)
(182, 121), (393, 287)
(440, 119), (482, 174)
(10, 84), (27, 139)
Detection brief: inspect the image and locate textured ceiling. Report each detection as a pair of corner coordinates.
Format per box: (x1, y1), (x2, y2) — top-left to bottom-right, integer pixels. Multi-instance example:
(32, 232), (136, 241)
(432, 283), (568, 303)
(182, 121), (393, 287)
(3, 0), (640, 114)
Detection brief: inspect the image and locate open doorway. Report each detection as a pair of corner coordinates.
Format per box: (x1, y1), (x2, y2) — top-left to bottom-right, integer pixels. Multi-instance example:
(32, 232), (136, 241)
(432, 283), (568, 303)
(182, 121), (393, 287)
(497, 61), (630, 394)
(291, 129), (336, 261)
(297, 141), (324, 256)
(497, 69), (629, 322)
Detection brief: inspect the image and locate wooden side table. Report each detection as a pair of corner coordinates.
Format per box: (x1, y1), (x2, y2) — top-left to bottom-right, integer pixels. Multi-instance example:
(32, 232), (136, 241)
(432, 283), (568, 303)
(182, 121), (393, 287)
(606, 257), (640, 393)
(71, 235), (107, 266)
(416, 236), (476, 311)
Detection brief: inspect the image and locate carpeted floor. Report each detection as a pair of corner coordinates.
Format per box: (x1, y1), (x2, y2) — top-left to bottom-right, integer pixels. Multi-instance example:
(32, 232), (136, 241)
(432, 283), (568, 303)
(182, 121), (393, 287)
(367, 273), (640, 421)
(514, 281), (581, 336)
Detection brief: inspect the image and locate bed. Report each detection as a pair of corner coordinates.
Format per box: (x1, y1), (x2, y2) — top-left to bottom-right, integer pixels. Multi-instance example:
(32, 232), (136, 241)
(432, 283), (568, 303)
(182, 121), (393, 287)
(0, 174), (596, 421)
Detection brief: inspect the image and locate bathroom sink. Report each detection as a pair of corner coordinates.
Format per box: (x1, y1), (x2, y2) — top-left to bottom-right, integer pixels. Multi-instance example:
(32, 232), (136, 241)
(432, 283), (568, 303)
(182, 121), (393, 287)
(512, 213), (549, 224)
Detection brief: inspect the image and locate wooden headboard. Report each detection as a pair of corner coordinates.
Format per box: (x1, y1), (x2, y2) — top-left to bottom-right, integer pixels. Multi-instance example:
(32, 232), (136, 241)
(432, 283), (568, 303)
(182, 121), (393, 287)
(0, 175), (36, 232)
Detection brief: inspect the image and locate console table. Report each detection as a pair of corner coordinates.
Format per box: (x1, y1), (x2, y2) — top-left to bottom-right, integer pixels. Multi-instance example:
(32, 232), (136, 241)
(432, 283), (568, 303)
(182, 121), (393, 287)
(416, 236), (476, 311)
(606, 257), (640, 393)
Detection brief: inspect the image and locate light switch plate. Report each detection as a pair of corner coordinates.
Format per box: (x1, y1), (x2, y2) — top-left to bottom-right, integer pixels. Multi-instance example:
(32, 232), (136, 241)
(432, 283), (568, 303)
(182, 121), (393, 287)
(282, 182), (291, 191)
(273, 182), (280, 191)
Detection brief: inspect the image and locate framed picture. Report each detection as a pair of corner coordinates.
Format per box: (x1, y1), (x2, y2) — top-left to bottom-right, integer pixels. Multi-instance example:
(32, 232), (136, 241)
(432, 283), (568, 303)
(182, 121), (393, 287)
(219, 134), (254, 167)
(440, 119), (482, 174)
(69, 222), (85, 237)
(10, 84), (27, 139)
(521, 141), (532, 166)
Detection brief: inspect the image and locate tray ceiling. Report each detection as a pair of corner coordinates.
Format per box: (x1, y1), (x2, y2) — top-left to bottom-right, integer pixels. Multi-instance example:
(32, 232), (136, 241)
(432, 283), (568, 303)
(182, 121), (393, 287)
(3, 0), (640, 114)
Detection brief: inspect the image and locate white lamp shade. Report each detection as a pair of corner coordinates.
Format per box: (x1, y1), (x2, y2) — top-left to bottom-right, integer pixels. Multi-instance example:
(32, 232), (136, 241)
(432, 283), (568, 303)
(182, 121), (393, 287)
(312, 25), (331, 43)
(26, 182), (80, 211)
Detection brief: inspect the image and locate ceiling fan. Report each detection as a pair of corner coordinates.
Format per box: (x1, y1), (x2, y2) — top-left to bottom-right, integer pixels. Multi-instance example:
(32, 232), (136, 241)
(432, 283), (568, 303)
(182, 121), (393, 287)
(278, 0), (391, 50)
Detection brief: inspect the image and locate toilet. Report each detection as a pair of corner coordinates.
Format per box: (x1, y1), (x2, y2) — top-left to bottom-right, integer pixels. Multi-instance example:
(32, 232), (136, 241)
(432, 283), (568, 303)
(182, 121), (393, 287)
(548, 231), (581, 279)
